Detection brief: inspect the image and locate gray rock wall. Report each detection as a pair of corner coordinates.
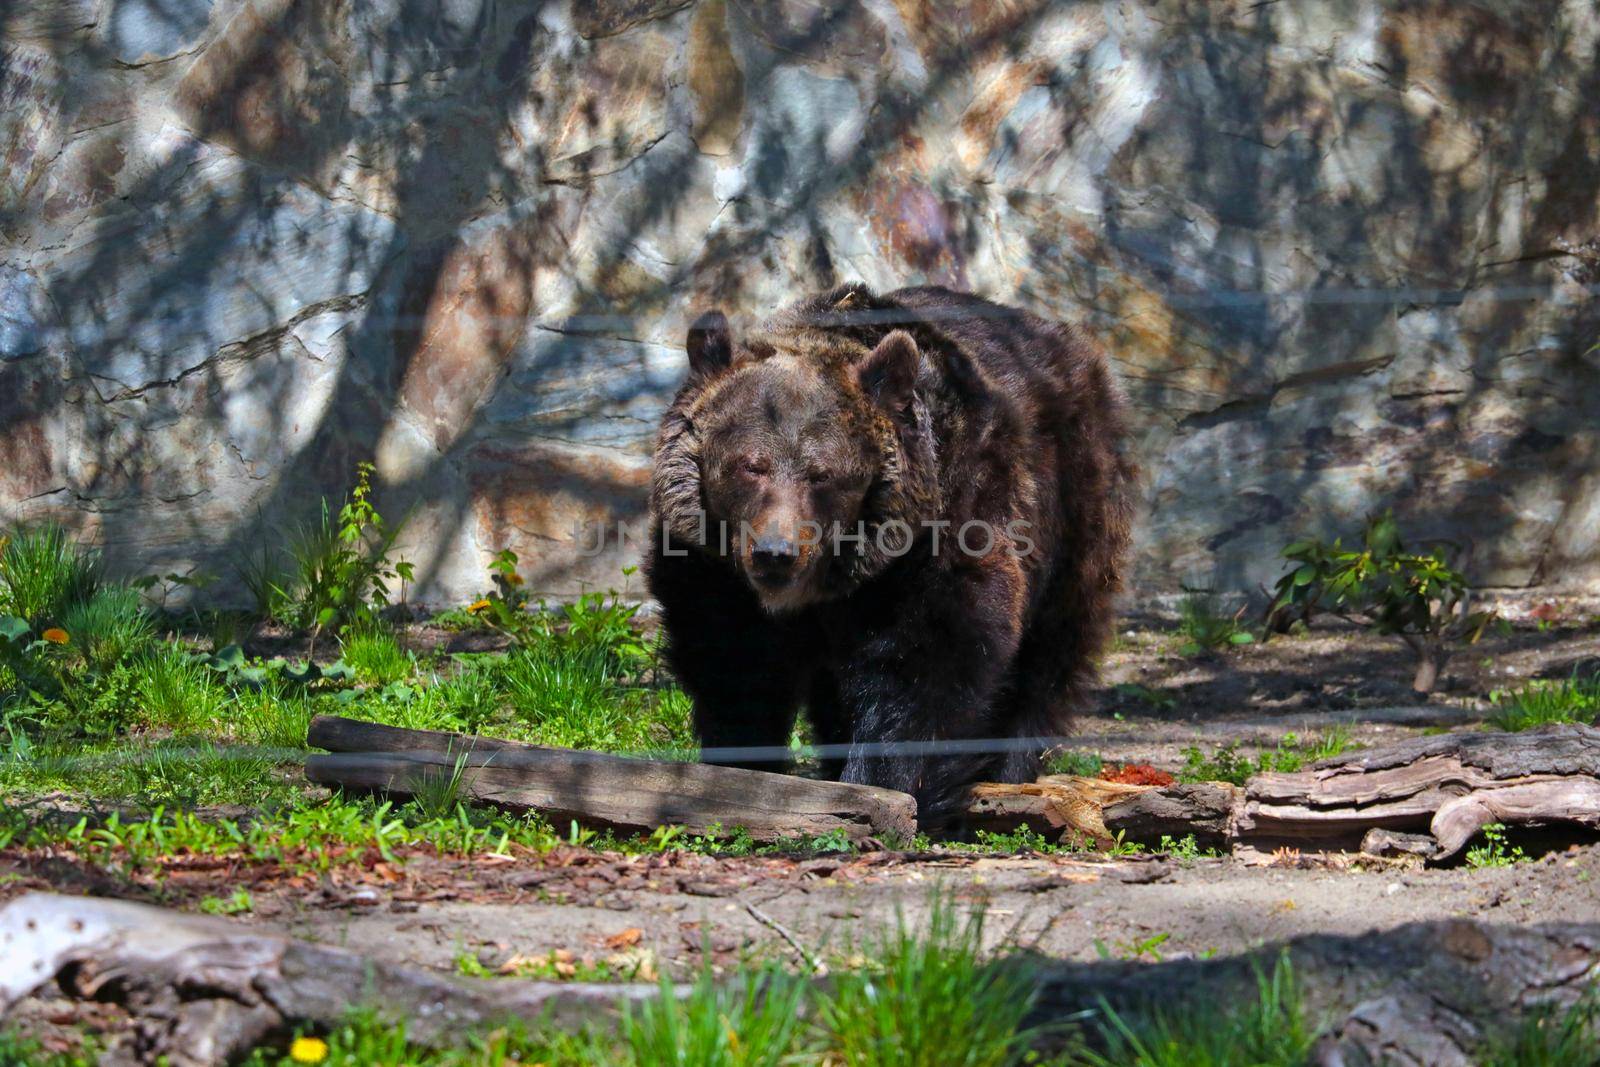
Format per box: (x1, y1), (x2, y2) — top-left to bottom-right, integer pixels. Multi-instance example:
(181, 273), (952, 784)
(2, 0), (1597, 607)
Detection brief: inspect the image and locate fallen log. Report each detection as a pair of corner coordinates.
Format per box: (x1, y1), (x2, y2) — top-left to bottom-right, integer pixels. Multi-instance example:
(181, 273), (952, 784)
(1028, 917), (1600, 1066)
(1238, 723), (1600, 858)
(962, 725), (1600, 861)
(6, 892), (1598, 1067)
(0, 892), (657, 1067)
(305, 715), (916, 844)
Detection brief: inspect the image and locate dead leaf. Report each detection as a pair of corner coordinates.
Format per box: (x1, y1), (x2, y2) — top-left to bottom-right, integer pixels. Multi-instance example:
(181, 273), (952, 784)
(604, 927), (644, 950)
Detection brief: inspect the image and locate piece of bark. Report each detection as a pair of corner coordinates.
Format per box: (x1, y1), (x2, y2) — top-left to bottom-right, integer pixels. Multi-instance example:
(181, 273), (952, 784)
(963, 775), (1151, 843)
(1102, 782), (1240, 850)
(1360, 828), (1438, 859)
(1028, 918), (1600, 1066)
(305, 715), (916, 844)
(0, 893), (659, 1067)
(964, 777), (1240, 851)
(1238, 724), (1600, 857)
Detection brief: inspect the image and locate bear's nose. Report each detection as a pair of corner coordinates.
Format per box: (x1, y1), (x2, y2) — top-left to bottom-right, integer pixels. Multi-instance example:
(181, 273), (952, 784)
(750, 536), (799, 579)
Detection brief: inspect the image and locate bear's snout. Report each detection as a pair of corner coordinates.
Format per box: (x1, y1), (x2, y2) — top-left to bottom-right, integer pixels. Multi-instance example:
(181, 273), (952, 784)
(749, 533), (801, 582)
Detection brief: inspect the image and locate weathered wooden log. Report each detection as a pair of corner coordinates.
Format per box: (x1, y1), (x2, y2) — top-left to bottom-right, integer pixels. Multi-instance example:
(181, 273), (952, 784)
(963, 776), (1240, 850)
(1101, 782), (1240, 850)
(8, 893), (1599, 1067)
(305, 715), (917, 844)
(1029, 918), (1600, 1066)
(0, 892), (658, 1067)
(1239, 723), (1600, 858)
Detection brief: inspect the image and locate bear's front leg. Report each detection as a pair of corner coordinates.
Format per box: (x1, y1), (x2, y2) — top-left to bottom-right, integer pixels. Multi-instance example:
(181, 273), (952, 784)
(831, 555), (1024, 826)
(649, 536), (813, 770)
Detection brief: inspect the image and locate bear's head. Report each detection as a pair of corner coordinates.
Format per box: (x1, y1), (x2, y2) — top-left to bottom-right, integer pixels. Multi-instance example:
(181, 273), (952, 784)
(652, 300), (939, 613)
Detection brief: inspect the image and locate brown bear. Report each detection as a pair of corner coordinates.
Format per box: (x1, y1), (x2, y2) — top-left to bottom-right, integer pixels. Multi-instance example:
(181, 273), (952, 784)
(645, 283), (1135, 826)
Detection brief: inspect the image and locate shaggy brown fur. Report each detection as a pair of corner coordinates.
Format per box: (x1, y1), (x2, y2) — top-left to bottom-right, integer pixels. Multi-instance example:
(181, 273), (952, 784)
(646, 283), (1135, 825)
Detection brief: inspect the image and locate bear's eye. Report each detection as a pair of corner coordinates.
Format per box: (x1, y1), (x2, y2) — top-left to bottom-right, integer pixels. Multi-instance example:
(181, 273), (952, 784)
(739, 457), (770, 478)
(806, 468), (834, 486)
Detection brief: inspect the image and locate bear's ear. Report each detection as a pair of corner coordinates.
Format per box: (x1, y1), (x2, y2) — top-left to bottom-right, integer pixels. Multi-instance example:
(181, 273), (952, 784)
(686, 310), (734, 377)
(855, 330), (919, 416)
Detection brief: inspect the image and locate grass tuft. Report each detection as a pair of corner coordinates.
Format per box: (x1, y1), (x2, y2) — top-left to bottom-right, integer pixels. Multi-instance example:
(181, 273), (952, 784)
(340, 628), (416, 686)
(135, 643), (229, 732)
(624, 965), (810, 1067)
(1068, 954), (1315, 1067)
(0, 523), (103, 627)
(58, 585), (156, 674)
(1482, 986), (1600, 1067)
(820, 895), (1041, 1067)
(1176, 593), (1255, 655)
(1490, 672), (1600, 732)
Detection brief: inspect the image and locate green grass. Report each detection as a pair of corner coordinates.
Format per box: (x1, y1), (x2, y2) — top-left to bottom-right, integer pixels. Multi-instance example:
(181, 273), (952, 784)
(1490, 672), (1600, 732)
(0, 1026), (99, 1066)
(1065, 955), (1316, 1067)
(1179, 728), (1354, 786)
(1046, 749), (1105, 777)
(239, 1010), (607, 1067)
(0, 797), (564, 870)
(56, 585), (155, 674)
(499, 644), (692, 753)
(134, 642), (230, 732)
(822, 896), (1042, 1067)
(340, 628), (416, 686)
(625, 965), (810, 1067)
(1482, 987), (1600, 1067)
(1176, 593), (1255, 655)
(0, 523), (103, 627)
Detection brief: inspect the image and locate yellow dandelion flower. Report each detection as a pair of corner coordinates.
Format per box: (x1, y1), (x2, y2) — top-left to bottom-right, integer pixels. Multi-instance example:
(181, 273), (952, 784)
(468, 599), (493, 614)
(289, 1036), (328, 1063)
(505, 573), (525, 587)
(41, 628), (70, 645)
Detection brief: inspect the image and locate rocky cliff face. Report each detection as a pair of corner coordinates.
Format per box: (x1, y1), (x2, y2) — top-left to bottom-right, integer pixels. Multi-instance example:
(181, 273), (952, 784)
(2, 0), (1597, 606)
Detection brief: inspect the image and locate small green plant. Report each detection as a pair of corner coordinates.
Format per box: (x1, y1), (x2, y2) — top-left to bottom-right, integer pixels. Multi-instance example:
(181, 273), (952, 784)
(1069, 954), (1316, 1066)
(1046, 748), (1105, 778)
(406, 750), (475, 821)
(1466, 823), (1528, 869)
(1158, 834), (1205, 861)
(0, 615), (66, 702)
(1490, 672), (1600, 732)
(1179, 729), (1353, 786)
(1093, 931), (1172, 962)
(199, 887), (255, 915)
(1269, 511), (1494, 694)
(1110, 683), (1179, 713)
(0, 524), (103, 627)
(821, 895), (1041, 1067)
(279, 462), (415, 654)
(1176, 593), (1255, 655)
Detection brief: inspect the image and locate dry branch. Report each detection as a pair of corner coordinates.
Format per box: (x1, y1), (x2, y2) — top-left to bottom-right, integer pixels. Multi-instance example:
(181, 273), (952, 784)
(305, 715), (917, 844)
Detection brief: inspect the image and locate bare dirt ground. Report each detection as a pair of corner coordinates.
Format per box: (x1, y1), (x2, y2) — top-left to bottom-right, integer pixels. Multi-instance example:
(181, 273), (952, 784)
(6, 620), (1600, 1048)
